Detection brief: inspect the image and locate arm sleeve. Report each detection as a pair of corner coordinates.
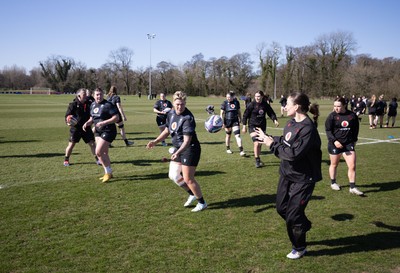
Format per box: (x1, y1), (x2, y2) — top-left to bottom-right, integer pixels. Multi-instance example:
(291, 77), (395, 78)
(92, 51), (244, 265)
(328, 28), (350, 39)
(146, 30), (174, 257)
(242, 104), (252, 125)
(266, 103), (277, 121)
(324, 113), (336, 143)
(65, 103), (74, 118)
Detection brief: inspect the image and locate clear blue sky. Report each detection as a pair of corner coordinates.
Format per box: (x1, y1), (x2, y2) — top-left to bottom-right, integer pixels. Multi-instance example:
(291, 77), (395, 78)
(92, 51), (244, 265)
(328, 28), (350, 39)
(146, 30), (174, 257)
(1, 0), (399, 72)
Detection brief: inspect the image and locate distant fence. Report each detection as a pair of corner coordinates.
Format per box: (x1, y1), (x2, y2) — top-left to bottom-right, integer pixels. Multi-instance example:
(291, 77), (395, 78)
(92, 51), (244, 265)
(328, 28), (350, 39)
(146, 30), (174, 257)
(0, 88), (62, 95)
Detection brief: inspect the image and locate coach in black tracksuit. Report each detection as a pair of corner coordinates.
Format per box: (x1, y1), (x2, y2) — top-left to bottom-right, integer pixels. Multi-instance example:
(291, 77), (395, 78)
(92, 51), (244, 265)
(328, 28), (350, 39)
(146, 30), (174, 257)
(256, 91), (322, 259)
(63, 88), (97, 166)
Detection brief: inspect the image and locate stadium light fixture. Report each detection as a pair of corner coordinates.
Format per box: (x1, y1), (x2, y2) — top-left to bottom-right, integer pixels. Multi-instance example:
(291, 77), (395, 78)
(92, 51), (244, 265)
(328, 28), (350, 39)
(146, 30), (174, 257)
(147, 33), (156, 99)
(273, 47), (280, 101)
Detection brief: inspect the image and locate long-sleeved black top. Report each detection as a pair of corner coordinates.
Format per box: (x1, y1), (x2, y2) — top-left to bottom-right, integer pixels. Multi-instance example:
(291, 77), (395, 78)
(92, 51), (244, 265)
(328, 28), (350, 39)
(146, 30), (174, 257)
(270, 116), (322, 183)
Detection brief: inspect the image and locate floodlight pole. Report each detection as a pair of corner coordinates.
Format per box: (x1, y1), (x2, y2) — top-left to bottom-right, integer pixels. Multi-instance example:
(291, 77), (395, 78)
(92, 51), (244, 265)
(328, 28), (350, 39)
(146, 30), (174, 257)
(147, 33), (156, 99)
(273, 47), (279, 101)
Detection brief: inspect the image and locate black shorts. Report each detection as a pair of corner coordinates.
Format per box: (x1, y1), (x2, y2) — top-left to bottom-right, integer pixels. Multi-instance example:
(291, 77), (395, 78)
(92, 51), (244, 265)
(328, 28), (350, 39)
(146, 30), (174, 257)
(156, 115), (167, 127)
(224, 117), (240, 128)
(69, 128), (95, 143)
(95, 129), (117, 143)
(249, 124), (266, 134)
(328, 142), (355, 155)
(172, 143), (201, 167)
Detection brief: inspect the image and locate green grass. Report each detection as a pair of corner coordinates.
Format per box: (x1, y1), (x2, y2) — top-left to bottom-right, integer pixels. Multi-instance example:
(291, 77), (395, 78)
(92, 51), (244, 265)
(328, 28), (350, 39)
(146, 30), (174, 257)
(0, 94), (399, 273)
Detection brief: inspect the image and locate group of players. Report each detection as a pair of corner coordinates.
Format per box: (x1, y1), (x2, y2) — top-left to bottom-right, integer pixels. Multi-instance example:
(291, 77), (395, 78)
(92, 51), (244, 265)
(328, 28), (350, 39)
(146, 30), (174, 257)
(64, 87), (369, 259)
(64, 87), (133, 183)
(346, 94), (398, 129)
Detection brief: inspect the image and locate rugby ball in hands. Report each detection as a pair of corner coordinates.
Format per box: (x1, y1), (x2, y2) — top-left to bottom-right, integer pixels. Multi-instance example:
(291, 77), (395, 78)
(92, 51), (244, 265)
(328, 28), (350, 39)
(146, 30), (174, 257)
(163, 107), (172, 113)
(66, 115), (78, 126)
(205, 115), (223, 133)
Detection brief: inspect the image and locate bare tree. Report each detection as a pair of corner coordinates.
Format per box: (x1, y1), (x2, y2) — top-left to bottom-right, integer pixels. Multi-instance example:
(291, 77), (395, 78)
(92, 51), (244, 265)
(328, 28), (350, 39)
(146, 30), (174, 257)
(108, 47), (134, 94)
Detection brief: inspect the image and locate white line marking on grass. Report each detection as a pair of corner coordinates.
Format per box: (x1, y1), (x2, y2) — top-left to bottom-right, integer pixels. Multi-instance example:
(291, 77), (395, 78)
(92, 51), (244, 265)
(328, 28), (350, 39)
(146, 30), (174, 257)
(357, 138), (400, 145)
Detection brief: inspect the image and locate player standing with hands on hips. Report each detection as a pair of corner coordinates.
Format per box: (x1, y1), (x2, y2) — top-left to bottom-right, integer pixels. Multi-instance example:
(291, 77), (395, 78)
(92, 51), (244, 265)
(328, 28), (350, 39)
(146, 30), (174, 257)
(256, 91), (322, 259)
(146, 91), (207, 212)
(83, 88), (119, 183)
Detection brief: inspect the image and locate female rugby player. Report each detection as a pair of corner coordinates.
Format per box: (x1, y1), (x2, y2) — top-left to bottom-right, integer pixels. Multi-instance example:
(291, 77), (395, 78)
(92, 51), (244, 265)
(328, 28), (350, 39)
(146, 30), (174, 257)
(256, 91), (322, 259)
(83, 88), (119, 183)
(325, 97), (363, 195)
(242, 90), (279, 168)
(220, 92), (245, 156)
(146, 91), (207, 212)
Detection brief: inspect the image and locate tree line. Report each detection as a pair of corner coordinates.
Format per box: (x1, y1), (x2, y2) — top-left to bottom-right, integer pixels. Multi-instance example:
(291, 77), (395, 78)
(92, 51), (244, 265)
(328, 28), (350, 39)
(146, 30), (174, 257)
(0, 31), (398, 99)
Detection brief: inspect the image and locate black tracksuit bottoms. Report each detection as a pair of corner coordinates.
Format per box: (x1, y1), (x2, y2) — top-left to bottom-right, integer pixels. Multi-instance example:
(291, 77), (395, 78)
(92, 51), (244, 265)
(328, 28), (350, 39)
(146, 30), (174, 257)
(276, 176), (315, 251)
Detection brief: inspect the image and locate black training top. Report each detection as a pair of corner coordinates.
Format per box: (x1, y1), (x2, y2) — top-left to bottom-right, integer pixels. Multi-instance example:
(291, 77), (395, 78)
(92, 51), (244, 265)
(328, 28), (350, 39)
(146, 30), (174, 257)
(221, 99), (241, 120)
(242, 100), (277, 127)
(325, 109), (359, 145)
(65, 98), (92, 127)
(107, 94), (121, 106)
(154, 99), (173, 117)
(166, 108), (199, 149)
(90, 99), (118, 133)
(270, 116), (322, 183)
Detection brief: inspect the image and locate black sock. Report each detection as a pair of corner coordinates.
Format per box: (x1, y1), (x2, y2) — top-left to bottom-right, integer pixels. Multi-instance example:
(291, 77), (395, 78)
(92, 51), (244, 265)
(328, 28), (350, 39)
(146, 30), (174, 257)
(64, 156), (69, 161)
(331, 179), (336, 184)
(255, 157), (260, 162)
(350, 182), (355, 189)
(226, 146), (230, 150)
(239, 146), (243, 152)
(198, 197), (205, 204)
(187, 190), (194, 196)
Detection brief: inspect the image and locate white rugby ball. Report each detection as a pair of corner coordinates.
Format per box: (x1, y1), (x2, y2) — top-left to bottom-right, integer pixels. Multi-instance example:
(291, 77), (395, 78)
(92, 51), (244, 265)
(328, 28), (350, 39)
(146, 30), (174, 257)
(205, 115), (223, 133)
(163, 107), (172, 113)
(66, 115), (78, 126)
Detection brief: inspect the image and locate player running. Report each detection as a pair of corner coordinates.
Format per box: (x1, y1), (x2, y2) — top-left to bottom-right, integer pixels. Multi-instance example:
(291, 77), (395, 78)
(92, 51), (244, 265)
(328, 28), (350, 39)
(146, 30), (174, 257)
(242, 90), (279, 168)
(83, 88), (119, 183)
(106, 86), (134, 146)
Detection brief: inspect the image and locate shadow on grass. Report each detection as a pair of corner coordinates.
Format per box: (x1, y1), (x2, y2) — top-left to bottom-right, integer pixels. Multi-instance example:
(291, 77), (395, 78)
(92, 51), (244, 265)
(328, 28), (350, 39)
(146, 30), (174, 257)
(126, 131), (154, 135)
(202, 141), (225, 145)
(0, 139), (42, 144)
(0, 152), (64, 158)
(308, 231), (400, 256)
(120, 170), (225, 182)
(208, 194), (325, 213)
(361, 181), (400, 193)
(208, 194), (276, 211)
(113, 159), (165, 166)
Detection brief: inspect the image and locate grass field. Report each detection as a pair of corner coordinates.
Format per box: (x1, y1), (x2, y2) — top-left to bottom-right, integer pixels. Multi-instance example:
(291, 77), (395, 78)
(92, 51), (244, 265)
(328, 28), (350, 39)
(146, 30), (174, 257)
(0, 94), (399, 273)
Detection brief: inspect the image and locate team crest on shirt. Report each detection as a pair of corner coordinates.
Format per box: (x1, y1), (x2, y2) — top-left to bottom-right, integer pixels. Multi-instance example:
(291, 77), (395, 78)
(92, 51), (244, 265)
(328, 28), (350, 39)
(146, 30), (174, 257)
(230, 103), (236, 109)
(258, 109), (264, 115)
(285, 132), (292, 142)
(171, 122), (177, 131)
(163, 103), (168, 107)
(93, 107), (99, 114)
(341, 120), (349, 127)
